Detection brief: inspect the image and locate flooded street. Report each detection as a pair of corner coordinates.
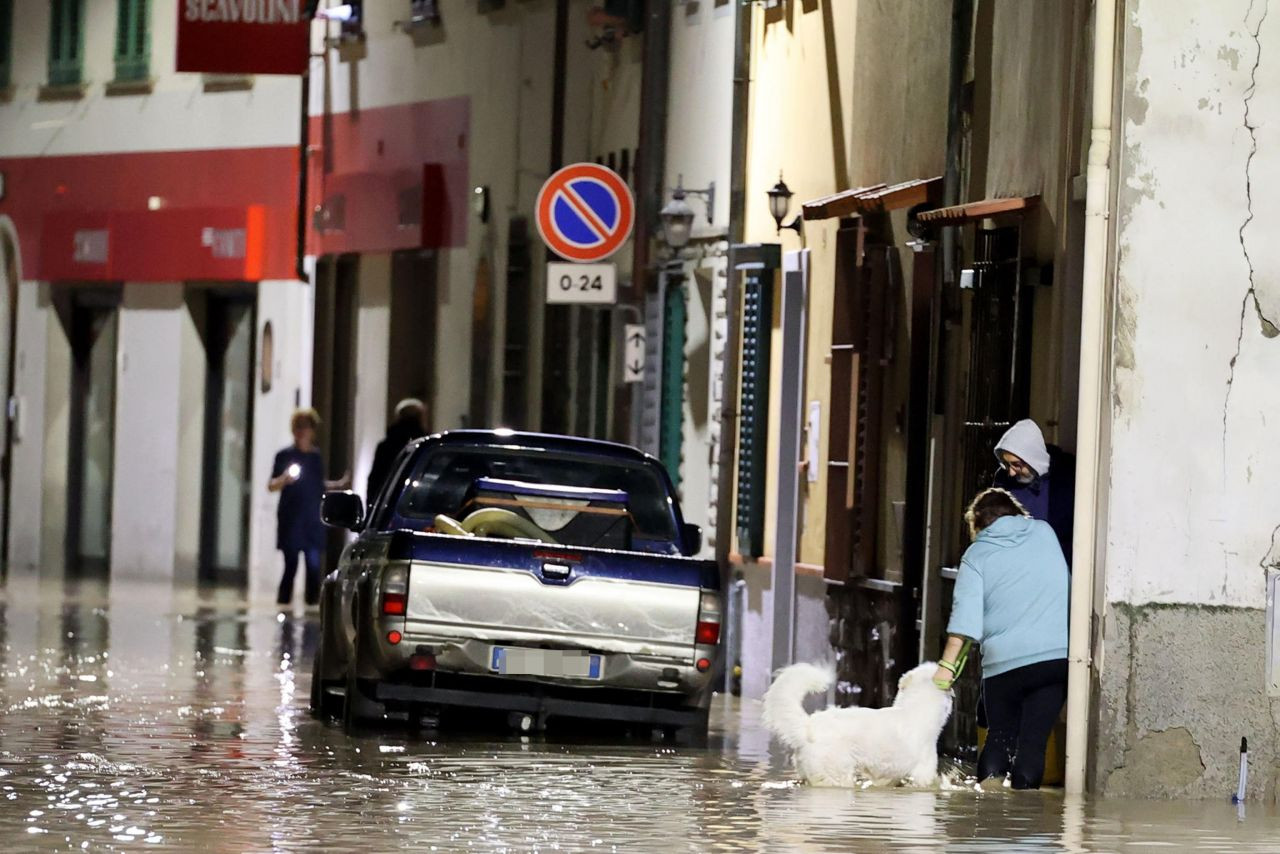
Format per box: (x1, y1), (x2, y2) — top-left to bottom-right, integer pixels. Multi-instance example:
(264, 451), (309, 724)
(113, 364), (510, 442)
(0, 578), (1274, 852)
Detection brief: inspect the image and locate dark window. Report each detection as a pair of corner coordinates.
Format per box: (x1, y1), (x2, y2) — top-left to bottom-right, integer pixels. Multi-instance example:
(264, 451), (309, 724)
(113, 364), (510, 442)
(0, 0), (14, 89)
(393, 447), (679, 547)
(48, 0), (84, 86)
(114, 0), (150, 82)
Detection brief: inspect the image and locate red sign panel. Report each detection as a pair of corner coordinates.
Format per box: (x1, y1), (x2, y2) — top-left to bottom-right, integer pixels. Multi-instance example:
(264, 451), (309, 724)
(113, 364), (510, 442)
(176, 0), (310, 75)
(40, 206), (271, 282)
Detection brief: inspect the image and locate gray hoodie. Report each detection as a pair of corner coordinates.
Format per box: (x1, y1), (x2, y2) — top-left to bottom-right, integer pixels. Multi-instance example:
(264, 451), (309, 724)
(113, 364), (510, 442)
(994, 419), (1051, 476)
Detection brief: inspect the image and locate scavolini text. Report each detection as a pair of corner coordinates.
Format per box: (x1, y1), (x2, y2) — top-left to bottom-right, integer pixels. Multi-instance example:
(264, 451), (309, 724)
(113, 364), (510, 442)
(185, 0), (302, 24)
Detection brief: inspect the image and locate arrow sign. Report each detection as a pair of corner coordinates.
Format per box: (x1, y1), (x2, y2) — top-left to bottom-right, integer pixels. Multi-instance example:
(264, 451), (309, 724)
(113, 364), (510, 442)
(624, 324), (645, 383)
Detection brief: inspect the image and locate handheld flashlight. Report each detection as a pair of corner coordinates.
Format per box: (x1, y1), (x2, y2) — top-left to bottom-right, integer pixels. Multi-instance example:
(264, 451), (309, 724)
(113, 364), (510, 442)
(287, 463), (302, 479)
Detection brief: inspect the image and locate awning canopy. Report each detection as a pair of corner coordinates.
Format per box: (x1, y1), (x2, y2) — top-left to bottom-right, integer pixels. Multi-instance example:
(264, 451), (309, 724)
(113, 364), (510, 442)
(802, 177), (942, 221)
(915, 195), (1039, 226)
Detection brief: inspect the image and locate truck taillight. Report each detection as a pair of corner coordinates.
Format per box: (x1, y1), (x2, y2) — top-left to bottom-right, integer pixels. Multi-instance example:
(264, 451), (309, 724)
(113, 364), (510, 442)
(381, 565), (408, 616)
(696, 590), (721, 646)
(695, 621), (720, 645)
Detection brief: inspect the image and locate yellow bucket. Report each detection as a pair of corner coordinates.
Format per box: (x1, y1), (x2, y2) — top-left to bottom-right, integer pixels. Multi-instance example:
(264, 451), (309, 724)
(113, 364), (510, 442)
(975, 718), (1067, 786)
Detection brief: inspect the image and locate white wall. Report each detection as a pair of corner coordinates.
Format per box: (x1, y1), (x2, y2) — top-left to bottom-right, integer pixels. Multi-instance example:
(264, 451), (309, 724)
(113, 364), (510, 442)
(1106, 0), (1280, 608)
(665, 0), (736, 235)
(739, 564), (830, 699)
(173, 293), (207, 581)
(8, 280), (48, 571)
(663, 2), (736, 553)
(39, 291), (70, 574)
(676, 261), (721, 541)
(353, 255), (391, 501)
(248, 280), (314, 598)
(109, 285), (185, 578)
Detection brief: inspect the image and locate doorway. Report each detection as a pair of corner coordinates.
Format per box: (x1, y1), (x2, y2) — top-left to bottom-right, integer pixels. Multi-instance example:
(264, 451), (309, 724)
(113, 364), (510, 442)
(0, 227), (18, 573)
(387, 249), (438, 425)
(199, 292), (256, 585)
(311, 255), (358, 569)
(66, 290), (121, 576)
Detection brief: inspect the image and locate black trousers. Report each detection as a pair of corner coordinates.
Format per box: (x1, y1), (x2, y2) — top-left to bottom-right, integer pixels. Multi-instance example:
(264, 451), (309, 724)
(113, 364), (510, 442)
(278, 547), (324, 606)
(977, 658), (1068, 789)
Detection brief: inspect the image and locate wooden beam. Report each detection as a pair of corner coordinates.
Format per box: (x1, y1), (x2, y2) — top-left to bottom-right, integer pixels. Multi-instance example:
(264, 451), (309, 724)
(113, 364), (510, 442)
(801, 177), (942, 221)
(915, 194), (1040, 225)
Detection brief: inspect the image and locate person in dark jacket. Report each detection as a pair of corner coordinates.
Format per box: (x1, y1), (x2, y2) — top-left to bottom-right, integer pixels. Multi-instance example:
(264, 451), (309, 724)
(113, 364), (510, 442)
(268, 408), (349, 607)
(365, 398), (428, 504)
(992, 419), (1076, 568)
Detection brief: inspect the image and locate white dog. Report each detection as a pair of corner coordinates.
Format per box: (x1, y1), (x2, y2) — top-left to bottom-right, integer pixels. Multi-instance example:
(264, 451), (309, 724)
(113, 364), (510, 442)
(762, 661), (953, 787)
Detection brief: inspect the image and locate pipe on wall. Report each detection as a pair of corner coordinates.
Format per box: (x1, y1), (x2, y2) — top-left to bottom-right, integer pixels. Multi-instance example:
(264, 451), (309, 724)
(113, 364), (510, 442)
(713, 0), (753, 577)
(1065, 0), (1119, 796)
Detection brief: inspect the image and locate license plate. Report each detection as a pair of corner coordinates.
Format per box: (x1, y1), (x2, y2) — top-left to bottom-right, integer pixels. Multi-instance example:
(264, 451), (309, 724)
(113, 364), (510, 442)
(489, 647), (603, 679)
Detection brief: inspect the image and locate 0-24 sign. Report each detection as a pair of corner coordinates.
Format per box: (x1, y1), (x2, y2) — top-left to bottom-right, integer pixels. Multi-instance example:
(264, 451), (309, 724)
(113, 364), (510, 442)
(545, 262), (617, 305)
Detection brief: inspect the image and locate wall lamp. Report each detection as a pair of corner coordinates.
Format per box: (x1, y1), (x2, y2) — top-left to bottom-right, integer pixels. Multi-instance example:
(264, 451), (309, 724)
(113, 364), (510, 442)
(659, 175), (715, 250)
(767, 174), (802, 235)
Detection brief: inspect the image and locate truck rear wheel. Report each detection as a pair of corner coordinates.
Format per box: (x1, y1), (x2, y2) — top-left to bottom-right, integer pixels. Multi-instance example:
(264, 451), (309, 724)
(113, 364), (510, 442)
(342, 672), (384, 732)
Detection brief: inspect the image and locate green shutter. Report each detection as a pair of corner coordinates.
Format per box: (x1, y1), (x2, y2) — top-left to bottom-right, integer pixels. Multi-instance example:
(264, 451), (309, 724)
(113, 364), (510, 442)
(735, 268), (773, 558)
(114, 0), (150, 82)
(659, 276), (686, 489)
(0, 0), (13, 89)
(48, 0), (84, 86)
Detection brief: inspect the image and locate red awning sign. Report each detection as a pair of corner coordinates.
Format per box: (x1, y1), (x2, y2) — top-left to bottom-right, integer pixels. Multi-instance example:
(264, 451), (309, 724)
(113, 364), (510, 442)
(177, 0), (310, 76)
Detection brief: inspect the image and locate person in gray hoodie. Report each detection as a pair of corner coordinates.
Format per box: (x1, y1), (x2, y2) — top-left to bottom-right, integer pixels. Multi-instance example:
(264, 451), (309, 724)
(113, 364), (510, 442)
(992, 419), (1076, 567)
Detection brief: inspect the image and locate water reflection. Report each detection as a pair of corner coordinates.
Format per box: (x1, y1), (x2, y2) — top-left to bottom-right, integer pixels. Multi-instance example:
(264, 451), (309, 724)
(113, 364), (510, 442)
(0, 576), (1276, 851)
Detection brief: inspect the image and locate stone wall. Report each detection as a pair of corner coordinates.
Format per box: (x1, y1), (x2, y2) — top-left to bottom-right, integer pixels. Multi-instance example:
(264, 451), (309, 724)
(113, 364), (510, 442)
(1097, 0), (1280, 799)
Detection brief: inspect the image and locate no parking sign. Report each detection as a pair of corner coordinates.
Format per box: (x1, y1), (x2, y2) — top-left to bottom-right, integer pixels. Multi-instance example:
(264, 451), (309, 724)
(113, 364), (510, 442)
(535, 164), (635, 263)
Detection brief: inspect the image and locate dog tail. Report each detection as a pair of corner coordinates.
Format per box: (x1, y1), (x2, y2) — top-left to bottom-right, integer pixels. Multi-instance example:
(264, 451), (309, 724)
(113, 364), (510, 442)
(762, 662), (834, 750)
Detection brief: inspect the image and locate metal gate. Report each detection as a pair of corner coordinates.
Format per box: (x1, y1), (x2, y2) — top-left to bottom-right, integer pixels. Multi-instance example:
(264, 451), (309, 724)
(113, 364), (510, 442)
(941, 224), (1035, 760)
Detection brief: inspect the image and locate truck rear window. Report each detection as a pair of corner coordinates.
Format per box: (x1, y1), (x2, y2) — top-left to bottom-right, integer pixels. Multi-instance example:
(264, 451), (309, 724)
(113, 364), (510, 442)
(392, 447), (679, 548)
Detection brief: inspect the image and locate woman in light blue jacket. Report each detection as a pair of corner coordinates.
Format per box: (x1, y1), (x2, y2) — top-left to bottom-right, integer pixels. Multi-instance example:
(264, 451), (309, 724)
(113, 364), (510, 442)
(933, 488), (1070, 789)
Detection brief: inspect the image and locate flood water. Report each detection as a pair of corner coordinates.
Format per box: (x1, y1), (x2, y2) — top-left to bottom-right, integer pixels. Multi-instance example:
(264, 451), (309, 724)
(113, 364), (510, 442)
(0, 576), (1275, 852)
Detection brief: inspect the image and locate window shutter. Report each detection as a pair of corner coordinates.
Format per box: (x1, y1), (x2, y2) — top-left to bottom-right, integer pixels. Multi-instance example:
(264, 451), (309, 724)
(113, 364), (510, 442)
(823, 225), (894, 582)
(735, 267), (773, 559)
(658, 275), (686, 490)
(48, 0), (84, 86)
(114, 0), (150, 82)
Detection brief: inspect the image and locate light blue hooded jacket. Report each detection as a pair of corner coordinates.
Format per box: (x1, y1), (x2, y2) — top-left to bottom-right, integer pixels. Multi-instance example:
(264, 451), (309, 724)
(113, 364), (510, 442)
(947, 515), (1069, 679)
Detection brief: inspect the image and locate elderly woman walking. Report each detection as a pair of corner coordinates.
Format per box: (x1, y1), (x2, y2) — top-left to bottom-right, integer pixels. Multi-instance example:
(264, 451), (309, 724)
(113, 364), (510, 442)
(933, 488), (1070, 789)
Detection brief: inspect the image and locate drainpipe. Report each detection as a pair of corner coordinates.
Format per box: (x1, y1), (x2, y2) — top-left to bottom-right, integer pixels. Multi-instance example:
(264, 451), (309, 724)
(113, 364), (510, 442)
(296, 69), (310, 282)
(713, 0), (752, 575)
(617, 0), (672, 442)
(940, 0), (973, 286)
(1065, 0), (1118, 796)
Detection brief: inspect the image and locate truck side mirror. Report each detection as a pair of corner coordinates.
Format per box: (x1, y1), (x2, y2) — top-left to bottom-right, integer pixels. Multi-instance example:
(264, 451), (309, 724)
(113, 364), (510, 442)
(681, 522), (702, 556)
(321, 491), (364, 531)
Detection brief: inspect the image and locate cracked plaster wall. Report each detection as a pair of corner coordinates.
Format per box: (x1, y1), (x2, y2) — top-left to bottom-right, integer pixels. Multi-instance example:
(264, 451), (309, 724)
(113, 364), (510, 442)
(1100, 0), (1280, 797)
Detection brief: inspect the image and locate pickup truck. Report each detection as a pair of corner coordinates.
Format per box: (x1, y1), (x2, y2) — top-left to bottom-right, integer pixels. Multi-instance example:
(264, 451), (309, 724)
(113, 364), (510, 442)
(309, 430), (722, 741)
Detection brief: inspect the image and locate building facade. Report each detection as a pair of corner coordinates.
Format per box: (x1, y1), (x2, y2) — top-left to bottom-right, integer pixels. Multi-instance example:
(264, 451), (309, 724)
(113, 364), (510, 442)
(0, 0), (310, 592)
(695, 0), (1280, 800)
(1094, 0), (1280, 801)
(302, 1), (647, 583)
(3, 0), (1278, 800)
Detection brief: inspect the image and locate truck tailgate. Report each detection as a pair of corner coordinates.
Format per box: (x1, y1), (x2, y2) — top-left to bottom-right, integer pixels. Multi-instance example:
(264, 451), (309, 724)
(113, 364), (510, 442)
(393, 533), (714, 659)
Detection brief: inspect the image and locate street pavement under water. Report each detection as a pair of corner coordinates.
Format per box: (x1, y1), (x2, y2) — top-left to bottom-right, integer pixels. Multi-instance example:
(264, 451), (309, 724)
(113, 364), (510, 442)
(0, 577), (1276, 852)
